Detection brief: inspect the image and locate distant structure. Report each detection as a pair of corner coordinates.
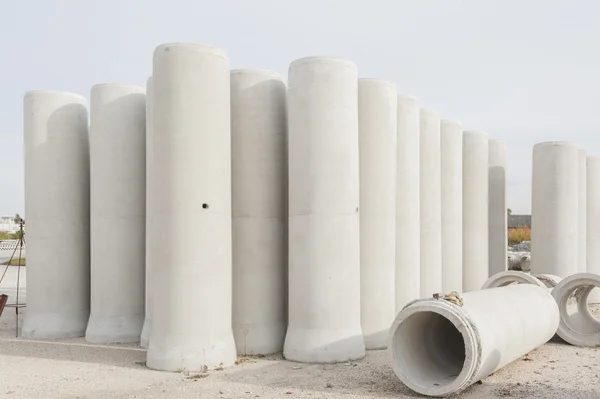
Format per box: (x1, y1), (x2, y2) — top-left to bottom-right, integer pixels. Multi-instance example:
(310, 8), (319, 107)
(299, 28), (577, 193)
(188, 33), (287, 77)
(508, 214), (531, 229)
(0, 216), (20, 233)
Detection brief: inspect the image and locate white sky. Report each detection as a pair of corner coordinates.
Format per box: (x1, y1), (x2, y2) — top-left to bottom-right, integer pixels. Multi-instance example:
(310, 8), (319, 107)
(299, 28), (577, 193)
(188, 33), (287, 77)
(1, 0), (599, 215)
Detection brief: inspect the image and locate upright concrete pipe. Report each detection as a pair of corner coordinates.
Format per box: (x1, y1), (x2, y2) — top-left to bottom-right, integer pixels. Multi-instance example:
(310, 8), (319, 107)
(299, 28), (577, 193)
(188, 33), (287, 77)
(419, 108), (442, 298)
(462, 131), (489, 292)
(440, 120), (463, 293)
(531, 142), (579, 278)
(86, 84), (146, 344)
(140, 77), (153, 349)
(488, 139), (507, 276)
(389, 284), (559, 397)
(578, 149), (587, 273)
(551, 273), (600, 346)
(586, 156), (600, 303)
(358, 79), (397, 350)
(22, 91), (91, 339)
(395, 95), (420, 312)
(146, 43), (236, 371)
(231, 69), (288, 355)
(284, 57), (365, 363)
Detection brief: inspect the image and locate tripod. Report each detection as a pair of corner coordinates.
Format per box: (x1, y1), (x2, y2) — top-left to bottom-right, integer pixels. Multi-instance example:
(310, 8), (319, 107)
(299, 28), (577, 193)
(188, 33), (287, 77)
(0, 219), (26, 337)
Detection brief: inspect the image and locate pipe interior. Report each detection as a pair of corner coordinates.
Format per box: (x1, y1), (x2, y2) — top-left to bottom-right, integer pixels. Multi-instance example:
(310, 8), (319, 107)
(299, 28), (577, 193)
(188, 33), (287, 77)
(563, 285), (600, 333)
(393, 311), (466, 388)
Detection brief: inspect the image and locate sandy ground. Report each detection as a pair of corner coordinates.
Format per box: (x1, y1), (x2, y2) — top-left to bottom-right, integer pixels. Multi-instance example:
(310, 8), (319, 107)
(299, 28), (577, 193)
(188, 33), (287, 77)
(0, 307), (599, 399)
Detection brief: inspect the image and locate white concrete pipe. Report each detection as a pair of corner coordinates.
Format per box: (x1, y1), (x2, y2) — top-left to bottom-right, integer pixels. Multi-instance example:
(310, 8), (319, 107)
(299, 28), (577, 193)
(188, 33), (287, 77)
(22, 91), (91, 339)
(531, 142), (579, 278)
(532, 274), (562, 289)
(146, 43), (236, 371)
(395, 95), (420, 312)
(440, 120), (463, 293)
(231, 69), (288, 355)
(284, 57), (365, 363)
(86, 84), (146, 344)
(578, 149), (587, 273)
(481, 270), (545, 289)
(358, 78), (397, 350)
(551, 273), (600, 346)
(140, 76), (153, 349)
(462, 131), (489, 292)
(389, 284), (559, 397)
(419, 108), (442, 298)
(586, 156), (600, 303)
(488, 139), (507, 277)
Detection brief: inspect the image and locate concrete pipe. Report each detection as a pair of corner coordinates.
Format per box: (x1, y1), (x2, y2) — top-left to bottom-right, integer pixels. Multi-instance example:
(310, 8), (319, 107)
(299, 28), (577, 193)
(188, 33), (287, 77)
(284, 57), (364, 363)
(86, 84), (146, 344)
(440, 120), (463, 293)
(531, 142), (579, 278)
(507, 252), (520, 271)
(231, 69), (288, 355)
(488, 139), (508, 276)
(395, 95), (421, 312)
(586, 156), (600, 303)
(358, 78), (397, 350)
(532, 274), (562, 289)
(481, 271), (545, 289)
(140, 76), (153, 349)
(551, 273), (600, 346)
(146, 43), (236, 371)
(22, 91), (91, 339)
(578, 150), (587, 273)
(519, 254), (531, 272)
(389, 284), (559, 397)
(419, 108), (442, 298)
(462, 131), (489, 292)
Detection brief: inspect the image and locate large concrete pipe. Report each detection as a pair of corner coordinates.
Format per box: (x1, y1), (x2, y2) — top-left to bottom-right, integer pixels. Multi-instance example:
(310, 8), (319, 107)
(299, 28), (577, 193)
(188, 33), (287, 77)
(284, 57), (365, 363)
(419, 108), (442, 298)
(231, 69), (288, 355)
(532, 274), (562, 289)
(86, 84), (146, 344)
(440, 120), (463, 293)
(481, 270), (545, 289)
(531, 142), (579, 278)
(22, 91), (90, 339)
(551, 273), (600, 346)
(488, 139), (507, 276)
(462, 131), (489, 292)
(395, 95), (420, 312)
(578, 149), (587, 273)
(358, 78), (397, 350)
(389, 284), (559, 397)
(140, 76), (153, 349)
(587, 156), (600, 303)
(146, 43), (236, 371)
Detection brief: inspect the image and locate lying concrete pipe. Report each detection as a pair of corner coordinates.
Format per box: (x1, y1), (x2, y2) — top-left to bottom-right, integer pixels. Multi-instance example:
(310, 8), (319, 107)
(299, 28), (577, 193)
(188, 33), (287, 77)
(481, 271), (545, 289)
(532, 274), (562, 289)
(551, 273), (600, 347)
(389, 284), (559, 397)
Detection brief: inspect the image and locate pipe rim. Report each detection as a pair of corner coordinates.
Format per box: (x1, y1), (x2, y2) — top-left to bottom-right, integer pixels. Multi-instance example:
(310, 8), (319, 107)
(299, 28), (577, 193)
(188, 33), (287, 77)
(551, 273), (600, 346)
(481, 271), (546, 290)
(532, 274), (562, 289)
(153, 42), (229, 60)
(388, 299), (481, 396)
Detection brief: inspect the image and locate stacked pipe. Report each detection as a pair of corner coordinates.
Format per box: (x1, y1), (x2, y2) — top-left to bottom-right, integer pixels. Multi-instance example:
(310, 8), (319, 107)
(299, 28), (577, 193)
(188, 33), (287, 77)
(21, 40), (600, 398)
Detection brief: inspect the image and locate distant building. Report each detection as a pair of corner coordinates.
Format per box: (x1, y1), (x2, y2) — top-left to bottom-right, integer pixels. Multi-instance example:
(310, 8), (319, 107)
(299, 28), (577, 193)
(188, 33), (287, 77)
(0, 216), (20, 233)
(508, 214), (531, 229)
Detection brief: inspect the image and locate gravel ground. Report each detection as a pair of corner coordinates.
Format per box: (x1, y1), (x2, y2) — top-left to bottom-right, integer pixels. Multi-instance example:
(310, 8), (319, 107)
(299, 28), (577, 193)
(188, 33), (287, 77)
(1, 307), (599, 399)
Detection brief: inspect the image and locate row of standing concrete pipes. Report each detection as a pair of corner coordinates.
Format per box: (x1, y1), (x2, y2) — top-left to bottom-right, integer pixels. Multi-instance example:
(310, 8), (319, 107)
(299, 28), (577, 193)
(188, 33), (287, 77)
(389, 271), (600, 396)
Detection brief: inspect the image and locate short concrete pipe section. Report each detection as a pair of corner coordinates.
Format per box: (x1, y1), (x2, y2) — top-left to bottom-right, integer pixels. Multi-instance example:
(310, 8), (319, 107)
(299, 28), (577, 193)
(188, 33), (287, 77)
(358, 79), (397, 350)
(532, 274), (563, 289)
(551, 273), (600, 347)
(389, 284), (559, 397)
(481, 271), (546, 290)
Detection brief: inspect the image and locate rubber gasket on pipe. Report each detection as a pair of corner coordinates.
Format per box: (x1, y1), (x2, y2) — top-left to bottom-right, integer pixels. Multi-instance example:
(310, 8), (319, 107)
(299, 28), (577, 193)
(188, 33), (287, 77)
(481, 270), (545, 289)
(551, 273), (600, 347)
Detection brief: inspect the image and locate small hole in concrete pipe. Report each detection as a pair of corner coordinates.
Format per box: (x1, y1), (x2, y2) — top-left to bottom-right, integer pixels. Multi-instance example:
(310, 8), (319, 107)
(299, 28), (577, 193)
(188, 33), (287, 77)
(202, 203), (209, 209)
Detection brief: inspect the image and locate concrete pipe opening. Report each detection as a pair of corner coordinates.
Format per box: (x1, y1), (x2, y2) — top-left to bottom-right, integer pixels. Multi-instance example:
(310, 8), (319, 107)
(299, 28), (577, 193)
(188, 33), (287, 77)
(481, 271), (545, 290)
(552, 273), (600, 346)
(389, 302), (478, 396)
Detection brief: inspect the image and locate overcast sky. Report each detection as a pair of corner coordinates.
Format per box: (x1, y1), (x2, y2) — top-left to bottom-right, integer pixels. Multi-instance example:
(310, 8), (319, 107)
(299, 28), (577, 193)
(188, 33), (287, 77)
(1, 0), (599, 216)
